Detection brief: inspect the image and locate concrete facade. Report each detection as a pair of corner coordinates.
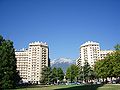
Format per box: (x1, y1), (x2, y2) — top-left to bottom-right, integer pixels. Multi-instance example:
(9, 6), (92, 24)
(76, 41), (113, 67)
(15, 41), (49, 84)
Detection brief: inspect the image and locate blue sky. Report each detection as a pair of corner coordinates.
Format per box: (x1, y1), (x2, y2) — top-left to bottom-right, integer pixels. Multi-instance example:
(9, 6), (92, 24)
(0, 0), (120, 60)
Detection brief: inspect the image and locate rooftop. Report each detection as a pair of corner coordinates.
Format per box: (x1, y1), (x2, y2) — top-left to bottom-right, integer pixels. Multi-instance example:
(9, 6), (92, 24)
(81, 41), (99, 47)
(29, 41), (48, 46)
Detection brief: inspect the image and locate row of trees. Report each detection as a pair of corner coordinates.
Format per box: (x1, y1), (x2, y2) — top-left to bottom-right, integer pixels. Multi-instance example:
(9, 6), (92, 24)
(0, 34), (119, 88)
(0, 35), (21, 89)
(66, 64), (79, 82)
(94, 44), (120, 82)
(40, 63), (95, 84)
(40, 66), (64, 84)
(65, 44), (120, 84)
(66, 63), (95, 83)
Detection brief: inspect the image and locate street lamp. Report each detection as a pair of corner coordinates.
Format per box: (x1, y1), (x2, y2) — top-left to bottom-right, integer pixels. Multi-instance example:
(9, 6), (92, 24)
(82, 67), (85, 83)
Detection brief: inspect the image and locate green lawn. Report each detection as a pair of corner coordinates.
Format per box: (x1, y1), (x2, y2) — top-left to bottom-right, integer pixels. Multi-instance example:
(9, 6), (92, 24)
(14, 84), (120, 90)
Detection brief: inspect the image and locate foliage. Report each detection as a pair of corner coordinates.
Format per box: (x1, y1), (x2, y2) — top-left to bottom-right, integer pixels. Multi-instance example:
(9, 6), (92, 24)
(57, 67), (64, 81)
(112, 49), (120, 77)
(77, 66), (83, 81)
(40, 66), (64, 84)
(0, 35), (21, 89)
(50, 67), (64, 84)
(94, 44), (120, 81)
(114, 44), (120, 51)
(40, 66), (52, 84)
(51, 67), (57, 83)
(66, 64), (79, 82)
(82, 62), (95, 82)
(94, 60), (107, 79)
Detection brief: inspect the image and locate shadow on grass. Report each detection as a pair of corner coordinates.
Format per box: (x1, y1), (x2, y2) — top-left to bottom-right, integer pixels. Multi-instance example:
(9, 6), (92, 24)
(54, 84), (104, 90)
(16, 84), (50, 89)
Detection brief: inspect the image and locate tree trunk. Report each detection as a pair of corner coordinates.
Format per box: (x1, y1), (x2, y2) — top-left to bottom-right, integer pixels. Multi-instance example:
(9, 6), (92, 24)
(103, 78), (104, 83)
(111, 77), (112, 83)
(106, 77), (107, 84)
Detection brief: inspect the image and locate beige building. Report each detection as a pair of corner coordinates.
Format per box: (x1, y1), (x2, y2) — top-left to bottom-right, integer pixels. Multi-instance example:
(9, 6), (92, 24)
(80, 41), (100, 67)
(15, 41), (49, 84)
(76, 57), (81, 67)
(15, 49), (28, 83)
(76, 41), (113, 67)
(100, 50), (113, 60)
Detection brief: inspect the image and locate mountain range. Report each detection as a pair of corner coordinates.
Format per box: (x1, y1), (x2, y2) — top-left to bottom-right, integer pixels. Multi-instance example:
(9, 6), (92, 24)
(51, 58), (76, 73)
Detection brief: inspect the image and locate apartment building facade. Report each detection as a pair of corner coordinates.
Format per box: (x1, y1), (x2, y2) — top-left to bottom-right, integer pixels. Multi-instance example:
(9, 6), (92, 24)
(76, 57), (81, 67)
(76, 41), (113, 67)
(15, 49), (28, 83)
(15, 41), (49, 84)
(100, 50), (113, 60)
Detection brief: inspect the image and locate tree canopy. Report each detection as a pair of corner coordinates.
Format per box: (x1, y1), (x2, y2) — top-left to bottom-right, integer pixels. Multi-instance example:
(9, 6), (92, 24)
(94, 44), (120, 82)
(40, 66), (64, 85)
(66, 64), (79, 82)
(40, 66), (52, 84)
(0, 35), (21, 89)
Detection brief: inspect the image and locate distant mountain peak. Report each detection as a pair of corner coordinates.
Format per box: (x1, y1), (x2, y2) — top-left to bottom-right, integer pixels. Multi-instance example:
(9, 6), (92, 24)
(51, 58), (74, 65)
(51, 58), (75, 73)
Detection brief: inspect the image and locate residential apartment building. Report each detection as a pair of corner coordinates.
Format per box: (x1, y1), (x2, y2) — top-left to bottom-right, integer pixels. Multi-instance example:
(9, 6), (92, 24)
(15, 49), (28, 83)
(100, 50), (113, 60)
(15, 41), (49, 84)
(76, 41), (113, 67)
(80, 41), (100, 67)
(76, 57), (81, 67)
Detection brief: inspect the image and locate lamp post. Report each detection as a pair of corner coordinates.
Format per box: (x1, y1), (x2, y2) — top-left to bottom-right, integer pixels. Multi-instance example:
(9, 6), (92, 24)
(83, 66), (85, 83)
(70, 66), (72, 83)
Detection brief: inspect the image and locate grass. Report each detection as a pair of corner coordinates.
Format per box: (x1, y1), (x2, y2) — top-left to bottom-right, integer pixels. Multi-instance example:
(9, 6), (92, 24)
(97, 84), (120, 90)
(14, 84), (120, 90)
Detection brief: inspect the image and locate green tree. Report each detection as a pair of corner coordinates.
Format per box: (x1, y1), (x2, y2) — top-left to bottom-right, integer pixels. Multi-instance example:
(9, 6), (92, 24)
(114, 44), (120, 51)
(94, 44), (120, 83)
(104, 53), (115, 80)
(0, 35), (21, 89)
(40, 66), (52, 85)
(77, 66), (83, 81)
(94, 59), (108, 82)
(82, 62), (93, 82)
(40, 66), (64, 85)
(51, 67), (64, 84)
(66, 64), (79, 82)
(57, 67), (64, 81)
(51, 67), (57, 84)
(112, 44), (120, 77)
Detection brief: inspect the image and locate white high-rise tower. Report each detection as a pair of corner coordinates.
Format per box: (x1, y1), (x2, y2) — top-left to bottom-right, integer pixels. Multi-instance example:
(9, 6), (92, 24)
(80, 41), (100, 67)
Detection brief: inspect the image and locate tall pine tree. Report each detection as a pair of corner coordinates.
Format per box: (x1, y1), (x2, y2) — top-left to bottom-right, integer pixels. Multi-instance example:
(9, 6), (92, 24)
(0, 35), (20, 89)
